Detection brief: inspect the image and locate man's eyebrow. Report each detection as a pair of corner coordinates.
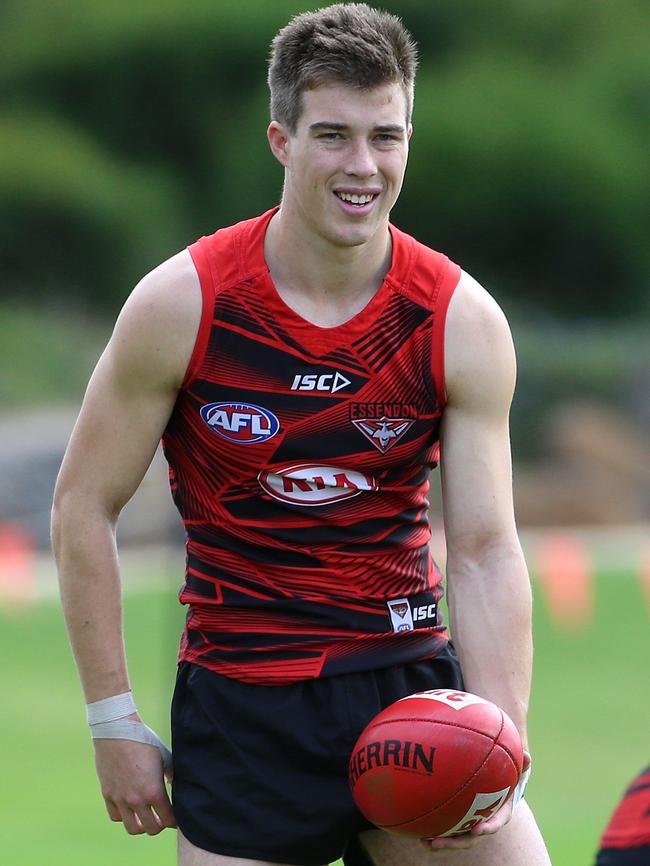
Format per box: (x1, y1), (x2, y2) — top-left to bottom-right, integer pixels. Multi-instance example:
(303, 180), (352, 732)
(309, 122), (348, 132)
(374, 124), (406, 134)
(309, 122), (406, 133)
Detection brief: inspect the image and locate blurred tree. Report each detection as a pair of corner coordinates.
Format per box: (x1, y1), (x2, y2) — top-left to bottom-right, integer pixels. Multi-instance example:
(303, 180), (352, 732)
(0, 0), (648, 317)
(395, 0), (650, 318)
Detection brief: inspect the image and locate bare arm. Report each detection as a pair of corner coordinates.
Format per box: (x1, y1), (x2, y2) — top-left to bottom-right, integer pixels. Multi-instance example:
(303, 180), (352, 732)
(440, 271), (532, 743)
(51, 249), (201, 834)
(423, 271), (532, 850)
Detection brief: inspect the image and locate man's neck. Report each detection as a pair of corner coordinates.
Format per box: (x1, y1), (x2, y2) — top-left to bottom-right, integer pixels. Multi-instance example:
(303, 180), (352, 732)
(263, 207), (392, 327)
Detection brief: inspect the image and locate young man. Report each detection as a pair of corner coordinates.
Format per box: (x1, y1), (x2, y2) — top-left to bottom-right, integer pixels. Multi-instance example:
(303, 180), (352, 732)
(52, 4), (551, 865)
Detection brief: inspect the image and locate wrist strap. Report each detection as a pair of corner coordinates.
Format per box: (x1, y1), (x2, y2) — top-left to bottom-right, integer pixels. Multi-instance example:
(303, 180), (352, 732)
(513, 765), (531, 807)
(86, 691), (137, 725)
(90, 720), (173, 770)
(86, 691), (172, 771)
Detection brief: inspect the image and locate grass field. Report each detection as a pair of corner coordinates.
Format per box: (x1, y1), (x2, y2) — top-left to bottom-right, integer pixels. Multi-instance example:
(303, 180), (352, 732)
(1, 564), (648, 866)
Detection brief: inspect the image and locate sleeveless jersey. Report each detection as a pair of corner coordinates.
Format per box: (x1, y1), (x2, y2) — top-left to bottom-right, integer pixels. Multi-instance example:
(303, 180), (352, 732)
(598, 766), (650, 854)
(162, 207), (462, 684)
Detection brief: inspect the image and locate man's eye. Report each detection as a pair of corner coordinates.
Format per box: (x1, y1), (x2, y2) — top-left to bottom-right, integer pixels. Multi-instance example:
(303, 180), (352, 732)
(319, 132), (344, 140)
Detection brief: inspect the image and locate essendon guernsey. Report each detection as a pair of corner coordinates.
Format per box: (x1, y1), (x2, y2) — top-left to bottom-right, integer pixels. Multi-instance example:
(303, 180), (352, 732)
(161, 207), (461, 684)
(598, 766), (650, 856)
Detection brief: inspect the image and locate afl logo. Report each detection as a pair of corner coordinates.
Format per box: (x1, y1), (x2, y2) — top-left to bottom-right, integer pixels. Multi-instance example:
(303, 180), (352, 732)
(200, 402), (280, 444)
(259, 464), (378, 506)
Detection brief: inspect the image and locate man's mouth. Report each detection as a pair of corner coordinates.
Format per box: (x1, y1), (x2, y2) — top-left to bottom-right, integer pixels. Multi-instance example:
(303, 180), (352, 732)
(335, 191), (378, 206)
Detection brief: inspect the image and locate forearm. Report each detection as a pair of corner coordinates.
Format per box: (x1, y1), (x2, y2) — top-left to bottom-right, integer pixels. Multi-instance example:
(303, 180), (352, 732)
(52, 501), (131, 704)
(446, 539), (533, 748)
(52, 500), (177, 835)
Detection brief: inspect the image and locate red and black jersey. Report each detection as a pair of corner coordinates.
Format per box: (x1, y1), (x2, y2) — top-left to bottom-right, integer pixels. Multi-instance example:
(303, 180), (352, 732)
(162, 207), (461, 684)
(597, 765), (650, 858)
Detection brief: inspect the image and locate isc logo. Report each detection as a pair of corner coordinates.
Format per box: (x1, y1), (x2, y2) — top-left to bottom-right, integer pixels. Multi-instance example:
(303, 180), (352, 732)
(412, 603), (437, 622)
(291, 372), (351, 393)
(258, 464), (377, 505)
(200, 402), (280, 444)
(387, 597), (437, 633)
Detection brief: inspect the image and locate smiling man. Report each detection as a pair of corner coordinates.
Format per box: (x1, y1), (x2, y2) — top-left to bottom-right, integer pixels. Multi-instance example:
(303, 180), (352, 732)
(52, 5), (551, 866)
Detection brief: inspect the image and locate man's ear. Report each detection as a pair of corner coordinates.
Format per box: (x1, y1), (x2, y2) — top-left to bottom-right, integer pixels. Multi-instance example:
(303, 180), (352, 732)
(267, 121), (291, 167)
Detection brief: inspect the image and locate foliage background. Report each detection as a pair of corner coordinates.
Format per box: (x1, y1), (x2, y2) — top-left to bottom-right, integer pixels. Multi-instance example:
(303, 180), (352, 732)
(2, 0), (649, 317)
(1, 0), (648, 472)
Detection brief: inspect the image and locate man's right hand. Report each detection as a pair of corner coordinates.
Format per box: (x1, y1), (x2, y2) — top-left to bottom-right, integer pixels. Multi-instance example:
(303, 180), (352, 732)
(93, 738), (176, 835)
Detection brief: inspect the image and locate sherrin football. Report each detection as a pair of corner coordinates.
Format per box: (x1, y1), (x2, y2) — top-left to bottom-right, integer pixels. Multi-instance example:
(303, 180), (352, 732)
(349, 689), (524, 838)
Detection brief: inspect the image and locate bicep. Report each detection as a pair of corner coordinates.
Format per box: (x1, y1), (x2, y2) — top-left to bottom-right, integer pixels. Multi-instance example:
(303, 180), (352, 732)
(55, 349), (178, 519)
(439, 272), (518, 550)
(54, 252), (200, 518)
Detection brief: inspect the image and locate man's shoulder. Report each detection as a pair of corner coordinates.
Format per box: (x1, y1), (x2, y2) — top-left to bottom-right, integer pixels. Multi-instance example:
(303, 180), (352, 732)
(109, 249), (202, 390)
(444, 271), (516, 410)
(132, 249), (201, 318)
(448, 271), (511, 334)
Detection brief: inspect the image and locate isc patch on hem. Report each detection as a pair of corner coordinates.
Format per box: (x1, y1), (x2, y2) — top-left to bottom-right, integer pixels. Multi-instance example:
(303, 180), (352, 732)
(387, 594), (438, 632)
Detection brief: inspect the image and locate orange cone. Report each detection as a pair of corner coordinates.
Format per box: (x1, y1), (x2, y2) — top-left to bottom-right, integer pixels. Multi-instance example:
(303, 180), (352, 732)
(535, 533), (593, 629)
(0, 522), (37, 605)
(640, 547), (650, 614)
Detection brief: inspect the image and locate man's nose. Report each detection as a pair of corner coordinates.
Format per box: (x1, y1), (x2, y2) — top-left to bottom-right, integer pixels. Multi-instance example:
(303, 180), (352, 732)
(344, 139), (377, 177)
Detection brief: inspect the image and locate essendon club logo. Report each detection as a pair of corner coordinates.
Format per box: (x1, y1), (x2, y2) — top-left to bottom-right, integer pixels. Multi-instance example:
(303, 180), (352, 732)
(390, 602), (409, 618)
(200, 402), (280, 444)
(258, 464), (377, 506)
(352, 416), (415, 453)
(387, 597), (414, 632)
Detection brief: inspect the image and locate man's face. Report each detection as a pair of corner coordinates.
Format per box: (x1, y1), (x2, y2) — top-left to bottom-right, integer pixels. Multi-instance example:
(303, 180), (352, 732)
(268, 81), (412, 248)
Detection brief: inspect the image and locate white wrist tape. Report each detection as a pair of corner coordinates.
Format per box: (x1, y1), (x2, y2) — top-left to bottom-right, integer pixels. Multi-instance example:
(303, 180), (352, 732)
(86, 691), (137, 725)
(87, 692), (172, 771)
(512, 765), (531, 808)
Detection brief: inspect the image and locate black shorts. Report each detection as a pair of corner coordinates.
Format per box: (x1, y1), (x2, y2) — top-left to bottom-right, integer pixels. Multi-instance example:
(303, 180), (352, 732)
(171, 644), (464, 865)
(596, 848), (650, 866)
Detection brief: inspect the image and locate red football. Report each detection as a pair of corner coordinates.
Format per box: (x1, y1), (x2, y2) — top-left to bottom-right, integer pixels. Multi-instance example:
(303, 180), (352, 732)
(349, 689), (523, 838)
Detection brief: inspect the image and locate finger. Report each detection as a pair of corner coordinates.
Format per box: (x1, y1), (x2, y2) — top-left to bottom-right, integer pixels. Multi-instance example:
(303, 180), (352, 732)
(151, 793), (177, 829)
(134, 805), (166, 836)
(474, 800), (513, 835)
(522, 749), (532, 772)
(126, 785), (176, 835)
(424, 840), (476, 852)
(421, 834), (477, 851)
(104, 798), (123, 823)
(119, 805), (146, 835)
(138, 781), (176, 832)
(140, 809), (161, 837)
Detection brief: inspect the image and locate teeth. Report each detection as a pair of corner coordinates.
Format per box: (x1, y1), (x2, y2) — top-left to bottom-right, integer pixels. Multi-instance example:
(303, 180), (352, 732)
(337, 192), (375, 205)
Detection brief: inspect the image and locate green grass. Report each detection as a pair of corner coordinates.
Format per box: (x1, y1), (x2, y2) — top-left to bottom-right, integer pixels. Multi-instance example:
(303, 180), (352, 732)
(526, 566), (649, 865)
(1, 569), (648, 865)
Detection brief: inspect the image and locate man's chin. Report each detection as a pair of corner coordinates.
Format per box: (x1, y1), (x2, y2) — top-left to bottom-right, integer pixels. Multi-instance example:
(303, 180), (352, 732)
(325, 219), (387, 250)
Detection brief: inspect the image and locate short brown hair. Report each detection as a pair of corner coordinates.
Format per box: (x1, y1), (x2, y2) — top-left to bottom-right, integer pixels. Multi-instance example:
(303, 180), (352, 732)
(268, 3), (418, 132)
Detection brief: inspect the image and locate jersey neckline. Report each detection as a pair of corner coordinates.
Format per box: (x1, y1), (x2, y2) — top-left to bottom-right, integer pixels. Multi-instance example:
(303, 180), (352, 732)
(240, 207), (416, 350)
